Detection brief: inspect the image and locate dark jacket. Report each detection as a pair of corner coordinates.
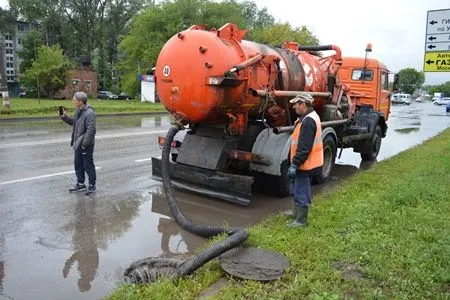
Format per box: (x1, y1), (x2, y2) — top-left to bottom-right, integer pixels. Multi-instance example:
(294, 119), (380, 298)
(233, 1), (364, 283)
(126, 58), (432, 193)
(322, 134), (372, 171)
(61, 104), (96, 150)
(292, 108), (322, 175)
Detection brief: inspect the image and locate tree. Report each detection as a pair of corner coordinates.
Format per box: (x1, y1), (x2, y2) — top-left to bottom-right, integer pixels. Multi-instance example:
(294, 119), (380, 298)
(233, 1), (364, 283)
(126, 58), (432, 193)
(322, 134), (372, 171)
(238, 1), (274, 29)
(428, 81), (450, 97)
(118, 0), (250, 94)
(118, 0), (292, 94)
(248, 22), (319, 46)
(0, 8), (18, 34)
(17, 30), (44, 72)
(21, 45), (71, 97)
(10, 0), (151, 89)
(397, 68), (425, 95)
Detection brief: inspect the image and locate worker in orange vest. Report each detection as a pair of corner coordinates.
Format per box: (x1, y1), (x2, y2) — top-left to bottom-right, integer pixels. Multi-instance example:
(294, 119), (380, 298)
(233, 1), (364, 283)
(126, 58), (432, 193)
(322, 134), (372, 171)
(286, 94), (323, 227)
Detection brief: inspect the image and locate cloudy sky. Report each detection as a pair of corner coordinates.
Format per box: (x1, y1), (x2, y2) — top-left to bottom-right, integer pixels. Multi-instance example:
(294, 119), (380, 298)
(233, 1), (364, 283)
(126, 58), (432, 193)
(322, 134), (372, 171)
(1, 0), (448, 84)
(252, 0), (448, 85)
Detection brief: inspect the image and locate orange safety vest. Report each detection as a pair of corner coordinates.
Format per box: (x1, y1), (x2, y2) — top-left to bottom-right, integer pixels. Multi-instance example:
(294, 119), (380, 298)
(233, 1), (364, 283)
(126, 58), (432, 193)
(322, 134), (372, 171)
(290, 111), (324, 171)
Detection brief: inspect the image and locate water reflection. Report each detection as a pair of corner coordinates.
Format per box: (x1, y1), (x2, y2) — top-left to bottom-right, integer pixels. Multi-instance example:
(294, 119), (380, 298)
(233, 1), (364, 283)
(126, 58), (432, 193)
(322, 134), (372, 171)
(0, 234), (4, 295)
(156, 218), (202, 258)
(394, 127), (420, 135)
(62, 200), (99, 292)
(151, 191), (207, 256)
(141, 115), (169, 129)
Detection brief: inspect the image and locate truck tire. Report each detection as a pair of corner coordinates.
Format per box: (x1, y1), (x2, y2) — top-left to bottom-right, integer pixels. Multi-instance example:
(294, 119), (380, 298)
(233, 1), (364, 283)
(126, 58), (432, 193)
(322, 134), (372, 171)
(361, 125), (381, 161)
(314, 134), (337, 184)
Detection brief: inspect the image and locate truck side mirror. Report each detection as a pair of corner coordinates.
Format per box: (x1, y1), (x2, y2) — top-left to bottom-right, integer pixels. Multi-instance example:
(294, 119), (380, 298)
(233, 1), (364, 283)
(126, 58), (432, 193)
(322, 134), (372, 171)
(392, 73), (399, 94)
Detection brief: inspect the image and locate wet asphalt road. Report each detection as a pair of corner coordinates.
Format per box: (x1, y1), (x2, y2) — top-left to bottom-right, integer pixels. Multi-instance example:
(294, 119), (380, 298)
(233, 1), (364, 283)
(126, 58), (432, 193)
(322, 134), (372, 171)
(0, 102), (449, 300)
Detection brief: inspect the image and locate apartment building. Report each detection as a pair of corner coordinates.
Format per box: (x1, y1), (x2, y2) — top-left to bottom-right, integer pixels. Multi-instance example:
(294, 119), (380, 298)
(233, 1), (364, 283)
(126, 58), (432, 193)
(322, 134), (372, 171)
(0, 19), (39, 90)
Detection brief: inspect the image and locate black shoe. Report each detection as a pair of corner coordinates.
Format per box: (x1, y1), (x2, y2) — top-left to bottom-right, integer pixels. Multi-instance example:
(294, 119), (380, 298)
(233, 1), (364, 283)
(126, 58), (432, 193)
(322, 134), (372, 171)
(85, 185), (96, 196)
(69, 183), (86, 192)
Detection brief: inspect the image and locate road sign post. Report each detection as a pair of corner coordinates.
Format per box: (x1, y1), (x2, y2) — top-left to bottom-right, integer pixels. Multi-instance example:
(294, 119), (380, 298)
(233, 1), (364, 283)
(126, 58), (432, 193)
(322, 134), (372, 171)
(423, 9), (450, 72)
(0, 42), (11, 111)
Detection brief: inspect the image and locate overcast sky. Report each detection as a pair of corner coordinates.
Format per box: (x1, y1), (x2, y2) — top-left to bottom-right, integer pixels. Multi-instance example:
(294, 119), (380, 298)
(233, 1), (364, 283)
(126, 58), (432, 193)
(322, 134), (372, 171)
(252, 0), (448, 85)
(1, 0), (448, 85)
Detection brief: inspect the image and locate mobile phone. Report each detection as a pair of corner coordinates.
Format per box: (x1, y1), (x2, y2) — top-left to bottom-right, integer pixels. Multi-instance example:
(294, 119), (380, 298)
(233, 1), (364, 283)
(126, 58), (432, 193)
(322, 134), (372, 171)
(58, 106), (64, 116)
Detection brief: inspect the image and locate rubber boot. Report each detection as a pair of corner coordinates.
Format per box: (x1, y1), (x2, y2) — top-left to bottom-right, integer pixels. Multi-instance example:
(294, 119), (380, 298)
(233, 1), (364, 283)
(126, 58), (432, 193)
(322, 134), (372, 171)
(287, 205), (308, 228)
(283, 204), (297, 218)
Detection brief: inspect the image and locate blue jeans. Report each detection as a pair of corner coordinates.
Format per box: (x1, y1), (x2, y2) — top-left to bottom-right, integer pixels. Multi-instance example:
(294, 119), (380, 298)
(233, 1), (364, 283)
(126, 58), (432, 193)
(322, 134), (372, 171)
(289, 174), (312, 207)
(74, 145), (96, 186)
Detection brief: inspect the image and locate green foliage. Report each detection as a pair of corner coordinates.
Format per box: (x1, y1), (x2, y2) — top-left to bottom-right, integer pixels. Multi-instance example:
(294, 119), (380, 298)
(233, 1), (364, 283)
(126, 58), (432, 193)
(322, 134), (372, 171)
(20, 45), (70, 97)
(0, 7), (18, 34)
(397, 68), (425, 95)
(239, 0), (274, 29)
(118, 0), (250, 94)
(106, 128), (450, 299)
(248, 22), (319, 46)
(428, 81), (450, 97)
(17, 30), (45, 72)
(10, 0), (151, 90)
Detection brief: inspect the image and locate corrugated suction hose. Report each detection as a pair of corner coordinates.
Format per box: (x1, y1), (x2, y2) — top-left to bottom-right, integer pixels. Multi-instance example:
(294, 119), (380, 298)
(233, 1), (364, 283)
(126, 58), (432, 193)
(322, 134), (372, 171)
(124, 126), (248, 283)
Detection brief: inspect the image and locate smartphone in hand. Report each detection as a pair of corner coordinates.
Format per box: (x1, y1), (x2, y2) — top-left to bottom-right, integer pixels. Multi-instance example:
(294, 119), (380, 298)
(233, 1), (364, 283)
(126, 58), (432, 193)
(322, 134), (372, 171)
(58, 106), (64, 116)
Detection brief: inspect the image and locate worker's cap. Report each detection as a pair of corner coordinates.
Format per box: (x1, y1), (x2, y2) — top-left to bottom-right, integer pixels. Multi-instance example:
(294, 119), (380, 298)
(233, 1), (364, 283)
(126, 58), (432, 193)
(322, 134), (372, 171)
(289, 94), (314, 105)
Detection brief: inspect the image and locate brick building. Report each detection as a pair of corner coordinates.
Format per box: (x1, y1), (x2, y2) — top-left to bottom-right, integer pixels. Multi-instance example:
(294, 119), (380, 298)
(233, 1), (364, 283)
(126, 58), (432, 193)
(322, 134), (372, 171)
(63, 68), (98, 98)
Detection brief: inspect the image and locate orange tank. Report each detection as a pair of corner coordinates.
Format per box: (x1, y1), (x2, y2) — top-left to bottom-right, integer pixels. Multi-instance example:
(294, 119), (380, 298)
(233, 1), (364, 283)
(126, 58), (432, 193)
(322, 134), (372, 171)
(155, 23), (342, 125)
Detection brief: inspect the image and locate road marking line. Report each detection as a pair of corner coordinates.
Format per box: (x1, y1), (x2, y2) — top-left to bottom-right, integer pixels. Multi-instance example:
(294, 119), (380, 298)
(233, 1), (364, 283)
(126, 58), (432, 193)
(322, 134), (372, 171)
(0, 130), (168, 149)
(135, 158), (152, 163)
(0, 167), (101, 185)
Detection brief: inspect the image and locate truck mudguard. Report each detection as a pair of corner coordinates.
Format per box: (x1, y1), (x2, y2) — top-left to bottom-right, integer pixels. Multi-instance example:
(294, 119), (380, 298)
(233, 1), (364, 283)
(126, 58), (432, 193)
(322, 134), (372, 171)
(250, 128), (291, 176)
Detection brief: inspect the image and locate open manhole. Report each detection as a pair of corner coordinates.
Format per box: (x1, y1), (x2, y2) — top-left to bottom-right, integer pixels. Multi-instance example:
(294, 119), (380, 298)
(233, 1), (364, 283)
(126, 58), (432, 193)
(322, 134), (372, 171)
(220, 247), (290, 281)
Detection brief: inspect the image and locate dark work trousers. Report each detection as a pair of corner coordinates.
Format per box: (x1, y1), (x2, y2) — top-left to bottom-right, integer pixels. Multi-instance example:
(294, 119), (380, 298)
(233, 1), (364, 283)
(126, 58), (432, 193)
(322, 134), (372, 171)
(74, 145), (96, 186)
(289, 174), (312, 207)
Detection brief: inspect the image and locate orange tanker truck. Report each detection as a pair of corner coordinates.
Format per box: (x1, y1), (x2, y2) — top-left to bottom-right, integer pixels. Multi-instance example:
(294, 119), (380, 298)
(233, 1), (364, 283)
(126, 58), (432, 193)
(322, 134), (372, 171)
(151, 23), (397, 205)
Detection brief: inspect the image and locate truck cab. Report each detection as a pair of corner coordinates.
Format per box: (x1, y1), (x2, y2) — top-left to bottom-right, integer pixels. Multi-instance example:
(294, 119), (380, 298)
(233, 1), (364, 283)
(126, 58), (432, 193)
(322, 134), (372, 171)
(338, 57), (391, 121)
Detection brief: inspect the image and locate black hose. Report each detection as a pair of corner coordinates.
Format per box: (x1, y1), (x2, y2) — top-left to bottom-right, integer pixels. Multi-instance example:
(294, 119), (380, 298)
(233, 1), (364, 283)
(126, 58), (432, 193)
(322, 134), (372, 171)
(161, 126), (242, 238)
(161, 126), (248, 277)
(125, 126), (249, 283)
(174, 229), (248, 278)
(298, 45), (334, 52)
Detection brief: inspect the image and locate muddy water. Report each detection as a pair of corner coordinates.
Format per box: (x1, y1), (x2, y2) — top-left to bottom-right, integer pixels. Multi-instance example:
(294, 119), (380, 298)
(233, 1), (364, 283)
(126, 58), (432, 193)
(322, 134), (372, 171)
(0, 102), (448, 300)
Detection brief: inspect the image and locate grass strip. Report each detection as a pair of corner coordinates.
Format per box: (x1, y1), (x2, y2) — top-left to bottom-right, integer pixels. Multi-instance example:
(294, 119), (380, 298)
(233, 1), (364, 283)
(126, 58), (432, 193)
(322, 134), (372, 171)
(107, 128), (450, 300)
(0, 98), (166, 118)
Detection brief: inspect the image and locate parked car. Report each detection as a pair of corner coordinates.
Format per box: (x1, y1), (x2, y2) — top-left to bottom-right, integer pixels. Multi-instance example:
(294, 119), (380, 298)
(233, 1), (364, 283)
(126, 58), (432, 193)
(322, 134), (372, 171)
(391, 93), (411, 105)
(446, 101), (450, 113)
(97, 91), (118, 100)
(433, 97), (450, 106)
(117, 92), (134, 100)
(19, 91), (27, 98)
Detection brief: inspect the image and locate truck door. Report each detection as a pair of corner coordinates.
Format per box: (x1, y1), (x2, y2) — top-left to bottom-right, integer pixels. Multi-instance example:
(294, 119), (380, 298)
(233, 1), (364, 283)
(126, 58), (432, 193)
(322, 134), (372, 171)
(379, 70), (390, 119)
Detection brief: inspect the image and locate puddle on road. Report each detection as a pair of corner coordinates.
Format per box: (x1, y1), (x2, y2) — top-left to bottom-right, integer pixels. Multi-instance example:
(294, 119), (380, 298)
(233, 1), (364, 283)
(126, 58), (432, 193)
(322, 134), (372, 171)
(0, 114), (172, 140)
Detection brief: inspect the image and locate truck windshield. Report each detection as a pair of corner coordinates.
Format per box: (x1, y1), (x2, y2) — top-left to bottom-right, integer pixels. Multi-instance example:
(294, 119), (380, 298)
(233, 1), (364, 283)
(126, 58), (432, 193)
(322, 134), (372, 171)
(352, 69), (373, 81)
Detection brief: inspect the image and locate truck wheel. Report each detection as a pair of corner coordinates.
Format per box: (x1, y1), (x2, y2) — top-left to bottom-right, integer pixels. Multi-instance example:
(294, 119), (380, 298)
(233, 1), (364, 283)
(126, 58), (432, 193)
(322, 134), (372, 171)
(361, 125), (381, 161)
(314, 134), (337, 184)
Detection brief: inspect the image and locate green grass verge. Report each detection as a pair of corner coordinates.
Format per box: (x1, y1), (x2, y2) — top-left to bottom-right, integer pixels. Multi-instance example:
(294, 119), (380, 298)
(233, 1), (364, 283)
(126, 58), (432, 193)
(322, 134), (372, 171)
(0, 97), (166, 118)
(108, 129), (450, 300)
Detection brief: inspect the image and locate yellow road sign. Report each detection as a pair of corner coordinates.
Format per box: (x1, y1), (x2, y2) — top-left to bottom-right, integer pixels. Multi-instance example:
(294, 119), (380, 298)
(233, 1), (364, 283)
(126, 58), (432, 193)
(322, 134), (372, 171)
(423, 51), (450, 72)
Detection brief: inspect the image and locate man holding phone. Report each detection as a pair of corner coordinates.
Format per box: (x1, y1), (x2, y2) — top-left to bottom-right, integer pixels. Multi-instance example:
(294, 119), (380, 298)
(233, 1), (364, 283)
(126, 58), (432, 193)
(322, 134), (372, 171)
(60, 92), (97, 195)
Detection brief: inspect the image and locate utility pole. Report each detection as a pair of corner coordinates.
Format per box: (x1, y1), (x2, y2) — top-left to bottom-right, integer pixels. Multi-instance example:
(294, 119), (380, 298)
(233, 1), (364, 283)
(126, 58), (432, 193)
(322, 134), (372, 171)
(0, 41), (11, 111)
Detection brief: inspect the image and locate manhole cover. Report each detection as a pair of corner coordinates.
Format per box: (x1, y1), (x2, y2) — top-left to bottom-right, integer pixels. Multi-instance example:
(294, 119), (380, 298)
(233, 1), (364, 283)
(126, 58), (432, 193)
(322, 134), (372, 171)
(220, 247), (290, 281)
